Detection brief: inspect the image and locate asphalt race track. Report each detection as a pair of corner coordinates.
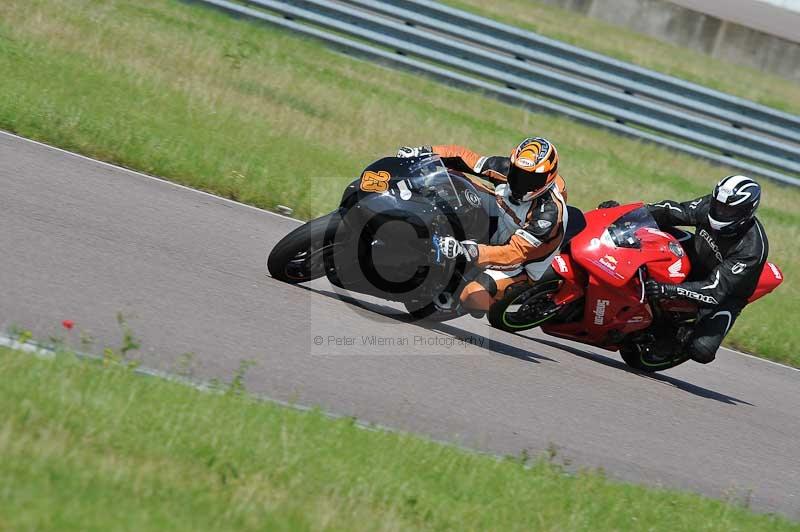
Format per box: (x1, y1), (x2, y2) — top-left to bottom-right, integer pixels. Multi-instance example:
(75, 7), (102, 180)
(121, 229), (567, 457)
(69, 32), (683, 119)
(1, 131), (798, 517)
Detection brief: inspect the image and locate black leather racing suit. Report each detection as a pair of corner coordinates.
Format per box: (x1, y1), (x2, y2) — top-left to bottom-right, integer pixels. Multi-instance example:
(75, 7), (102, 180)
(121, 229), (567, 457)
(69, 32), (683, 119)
(647, 196), (769, 363)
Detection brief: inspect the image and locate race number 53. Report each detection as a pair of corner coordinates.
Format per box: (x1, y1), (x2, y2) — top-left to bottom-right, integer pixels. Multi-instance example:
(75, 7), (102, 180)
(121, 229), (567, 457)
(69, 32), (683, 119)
(360, 170), (391, 193)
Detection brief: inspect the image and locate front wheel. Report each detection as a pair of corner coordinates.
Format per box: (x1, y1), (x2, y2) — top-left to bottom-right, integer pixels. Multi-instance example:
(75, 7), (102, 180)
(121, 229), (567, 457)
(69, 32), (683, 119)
(488, 280), (562, 333)
(267, 212), (342, 283)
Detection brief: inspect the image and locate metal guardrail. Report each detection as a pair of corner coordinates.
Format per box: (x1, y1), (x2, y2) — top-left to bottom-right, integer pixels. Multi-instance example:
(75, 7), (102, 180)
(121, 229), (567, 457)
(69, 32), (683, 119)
(385, 0), (800, 142)
(190, 0), (800, 186)
(276, 0), (800, 171)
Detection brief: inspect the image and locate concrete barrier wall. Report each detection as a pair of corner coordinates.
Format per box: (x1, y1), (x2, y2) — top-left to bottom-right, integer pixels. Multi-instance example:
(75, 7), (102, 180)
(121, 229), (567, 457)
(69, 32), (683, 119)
(537, 0), (800, 81)
(757, 0), (800, 12)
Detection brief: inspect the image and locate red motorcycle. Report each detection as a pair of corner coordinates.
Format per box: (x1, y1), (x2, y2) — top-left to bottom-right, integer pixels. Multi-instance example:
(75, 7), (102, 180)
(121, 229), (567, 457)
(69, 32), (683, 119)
(488, 202), (783, 372)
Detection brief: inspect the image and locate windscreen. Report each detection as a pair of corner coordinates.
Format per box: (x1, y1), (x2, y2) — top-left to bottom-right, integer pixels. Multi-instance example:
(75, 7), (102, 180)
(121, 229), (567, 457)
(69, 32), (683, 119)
(405, 155), (462, 208)
(606, 206), (659, 249)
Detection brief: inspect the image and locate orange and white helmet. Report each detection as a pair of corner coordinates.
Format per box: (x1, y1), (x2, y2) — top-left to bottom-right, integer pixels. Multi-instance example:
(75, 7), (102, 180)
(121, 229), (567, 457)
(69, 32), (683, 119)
(507, 137), (559, 202)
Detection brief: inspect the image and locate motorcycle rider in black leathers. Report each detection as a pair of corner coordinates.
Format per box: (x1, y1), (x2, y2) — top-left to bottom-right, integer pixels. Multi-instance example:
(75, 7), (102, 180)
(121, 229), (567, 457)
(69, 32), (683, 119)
(643, 175), (769, 364)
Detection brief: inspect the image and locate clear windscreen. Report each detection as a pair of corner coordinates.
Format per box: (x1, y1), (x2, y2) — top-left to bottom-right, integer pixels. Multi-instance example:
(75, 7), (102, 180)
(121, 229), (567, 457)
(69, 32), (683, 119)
(405, 155), (461, 207)
(606, 206), (659, 248)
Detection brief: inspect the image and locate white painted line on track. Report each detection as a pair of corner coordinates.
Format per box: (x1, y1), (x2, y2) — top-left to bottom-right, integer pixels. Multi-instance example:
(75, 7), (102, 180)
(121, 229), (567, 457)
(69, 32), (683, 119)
(0, 334), (54, 358)
(0, 332), (491, 457)
(0, 331), (337, 408)
(0, 130), (303, 224)
(3, 129), (798, 375)
(720, 347), (799, 372)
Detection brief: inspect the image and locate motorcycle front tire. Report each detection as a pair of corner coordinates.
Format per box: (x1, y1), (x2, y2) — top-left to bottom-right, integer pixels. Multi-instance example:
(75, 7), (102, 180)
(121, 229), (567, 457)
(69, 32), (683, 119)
(267, 211), (342, 284)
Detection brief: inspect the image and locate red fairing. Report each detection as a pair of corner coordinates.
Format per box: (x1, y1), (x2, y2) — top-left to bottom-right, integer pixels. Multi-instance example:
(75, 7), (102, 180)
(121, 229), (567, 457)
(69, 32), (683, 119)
(748, 262), (784, 303)
(544, 273), (653, 349)
(527, 202), (782, 355)
(543, 203), (676, 349)
(568, 203), (690, 288)
(549, 254), (585, 306)
(636, 228), (691, 284)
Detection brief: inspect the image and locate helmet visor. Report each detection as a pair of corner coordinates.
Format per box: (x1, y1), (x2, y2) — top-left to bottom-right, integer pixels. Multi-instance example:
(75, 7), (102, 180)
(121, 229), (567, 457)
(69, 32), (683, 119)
(507, 165), (548, 199)
(710, 199), (742, 224)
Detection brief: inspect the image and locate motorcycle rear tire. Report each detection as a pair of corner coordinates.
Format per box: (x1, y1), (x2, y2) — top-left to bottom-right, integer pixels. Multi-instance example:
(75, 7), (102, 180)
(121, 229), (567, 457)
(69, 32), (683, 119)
(619, 344), (690, 373)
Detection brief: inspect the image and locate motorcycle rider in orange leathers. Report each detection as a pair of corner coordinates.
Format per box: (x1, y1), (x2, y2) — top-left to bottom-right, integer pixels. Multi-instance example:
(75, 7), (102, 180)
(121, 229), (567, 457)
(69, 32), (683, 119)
(397, 138), (568, 316)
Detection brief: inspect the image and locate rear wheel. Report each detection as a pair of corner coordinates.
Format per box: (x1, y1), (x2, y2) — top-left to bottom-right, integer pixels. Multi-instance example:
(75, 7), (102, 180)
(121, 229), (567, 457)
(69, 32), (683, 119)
(619, 343), (690, 372)
(488, 280), (561, 333)
(267, 212), (342, 283)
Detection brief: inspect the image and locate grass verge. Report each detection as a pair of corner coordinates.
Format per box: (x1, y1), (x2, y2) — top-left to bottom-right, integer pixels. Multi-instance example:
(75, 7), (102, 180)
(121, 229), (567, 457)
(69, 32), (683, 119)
(0, 0), (798, 365)
(1, 345), (798, 531)
(442, 0), (800, 114)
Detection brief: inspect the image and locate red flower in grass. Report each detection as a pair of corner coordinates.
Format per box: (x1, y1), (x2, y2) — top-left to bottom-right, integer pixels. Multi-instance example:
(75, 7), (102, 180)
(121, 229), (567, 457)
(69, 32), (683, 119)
(62, 320), (75, 330)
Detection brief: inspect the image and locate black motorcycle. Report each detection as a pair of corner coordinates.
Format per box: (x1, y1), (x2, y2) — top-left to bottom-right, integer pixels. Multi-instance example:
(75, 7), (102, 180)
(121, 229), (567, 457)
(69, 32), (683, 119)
(267, 155), (493, 320)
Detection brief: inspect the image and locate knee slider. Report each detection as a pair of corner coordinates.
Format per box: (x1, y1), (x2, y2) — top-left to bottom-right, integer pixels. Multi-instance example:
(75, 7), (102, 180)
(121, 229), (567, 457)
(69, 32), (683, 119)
(689, 336), (717, 364)
(474, 272), (498, 297)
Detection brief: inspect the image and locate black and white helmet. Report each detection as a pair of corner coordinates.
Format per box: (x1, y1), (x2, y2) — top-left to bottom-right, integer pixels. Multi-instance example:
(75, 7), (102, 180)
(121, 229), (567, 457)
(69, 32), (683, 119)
(708, 175), (761, 236)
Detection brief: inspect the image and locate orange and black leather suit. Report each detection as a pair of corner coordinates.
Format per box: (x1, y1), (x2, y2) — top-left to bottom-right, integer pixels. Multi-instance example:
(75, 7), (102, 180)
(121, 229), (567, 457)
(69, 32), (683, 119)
(432, 145), (568, 312)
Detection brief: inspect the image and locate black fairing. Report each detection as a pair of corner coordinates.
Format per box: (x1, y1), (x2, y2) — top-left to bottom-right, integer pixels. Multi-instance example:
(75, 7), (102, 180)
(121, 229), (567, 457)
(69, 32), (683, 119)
(328, 156), (491, 301)
(339, 157), (490, 240)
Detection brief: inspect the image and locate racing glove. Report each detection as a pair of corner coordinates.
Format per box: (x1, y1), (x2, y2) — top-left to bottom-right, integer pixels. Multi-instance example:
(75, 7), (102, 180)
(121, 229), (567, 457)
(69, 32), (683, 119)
(397, 145), (433, 158)
(437, 236), (479, 262)
(645, 280), (678, 299)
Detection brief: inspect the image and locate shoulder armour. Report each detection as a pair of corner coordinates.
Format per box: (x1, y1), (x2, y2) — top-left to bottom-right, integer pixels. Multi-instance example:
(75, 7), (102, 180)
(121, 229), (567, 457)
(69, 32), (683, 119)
(527, 198), (561, 239)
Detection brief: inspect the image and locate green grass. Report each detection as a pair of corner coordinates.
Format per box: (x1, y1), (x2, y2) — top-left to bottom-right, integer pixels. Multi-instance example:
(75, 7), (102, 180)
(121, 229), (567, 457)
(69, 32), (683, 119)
(1, 345), (797, 531)
(0, 0), (799, 365)
(441, 0), (800, 115)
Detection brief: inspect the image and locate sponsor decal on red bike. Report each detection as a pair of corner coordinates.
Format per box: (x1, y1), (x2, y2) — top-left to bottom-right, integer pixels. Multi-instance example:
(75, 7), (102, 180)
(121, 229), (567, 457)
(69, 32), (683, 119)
(668, 259), (685, 278)
(768, 262), (782, 280)
(554, 255), (569, 273)
(593, 299), (611, 325)
(599, 255), (618, 271)
(589, 258), (625, 280)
